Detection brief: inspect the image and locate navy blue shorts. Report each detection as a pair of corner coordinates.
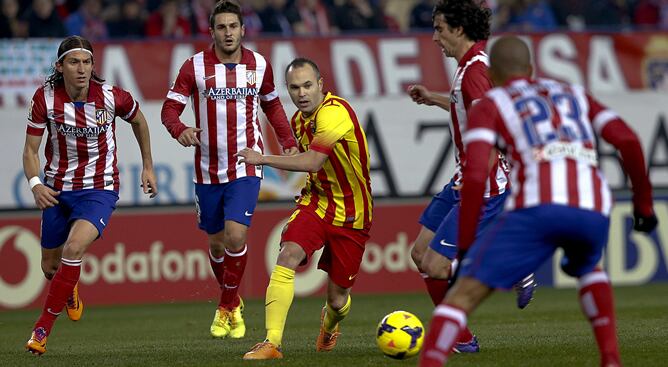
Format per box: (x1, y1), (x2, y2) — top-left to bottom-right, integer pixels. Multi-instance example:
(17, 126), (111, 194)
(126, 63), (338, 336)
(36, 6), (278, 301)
(419, 182), (460, 232)
(428, 190), (508, 259)
(195, 177), (261, 234)
(460, 205), (610, 289)
(41, 189), (119, 249)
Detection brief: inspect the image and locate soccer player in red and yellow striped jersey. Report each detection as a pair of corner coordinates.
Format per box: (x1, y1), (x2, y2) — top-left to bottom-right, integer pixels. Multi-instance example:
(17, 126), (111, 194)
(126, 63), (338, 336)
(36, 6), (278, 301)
(237, 58), (372, 360)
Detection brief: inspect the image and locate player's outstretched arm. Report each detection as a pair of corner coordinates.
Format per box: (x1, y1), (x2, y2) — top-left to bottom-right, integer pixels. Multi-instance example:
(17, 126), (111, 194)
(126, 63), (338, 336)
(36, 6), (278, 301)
(128, 109), (158, 198)
(22, 134), (59, 209)
(407, 84), (451, 111)
(235, 148), (328, 173)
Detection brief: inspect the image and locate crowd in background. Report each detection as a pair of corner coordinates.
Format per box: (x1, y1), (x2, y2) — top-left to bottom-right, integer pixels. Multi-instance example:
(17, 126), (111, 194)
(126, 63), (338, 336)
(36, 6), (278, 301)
(1, 0), (667, 39)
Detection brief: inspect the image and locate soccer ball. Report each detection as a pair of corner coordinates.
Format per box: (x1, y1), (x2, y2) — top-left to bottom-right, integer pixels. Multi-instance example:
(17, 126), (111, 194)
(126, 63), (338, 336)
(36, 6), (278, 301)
(376, 310), (424, 359)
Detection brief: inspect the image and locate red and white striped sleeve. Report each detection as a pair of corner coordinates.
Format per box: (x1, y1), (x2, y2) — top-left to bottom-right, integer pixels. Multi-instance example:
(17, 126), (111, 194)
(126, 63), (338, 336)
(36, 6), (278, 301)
(27, 87), (47, 136)
(162, 57), (195, 139)
(259, 61), (297, 149)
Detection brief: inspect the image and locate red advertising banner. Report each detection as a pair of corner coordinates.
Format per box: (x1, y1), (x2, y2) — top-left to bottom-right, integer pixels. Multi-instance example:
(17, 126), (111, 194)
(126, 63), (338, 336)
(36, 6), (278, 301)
(1, 33), (666, 107)
(0, 202), (426, 310)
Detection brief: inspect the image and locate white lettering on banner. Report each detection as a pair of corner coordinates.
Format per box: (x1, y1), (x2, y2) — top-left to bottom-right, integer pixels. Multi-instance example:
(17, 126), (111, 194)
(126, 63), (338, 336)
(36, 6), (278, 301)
(79, 242), (212, 285)
(332, 40), (380, 97)
(101, 46), (143, 101)
(553, 202), (668, 288)
(538, 35), (584, 86)
(0, 226), (45, 308)
(378, 39), (420, 95)
(361, 232), (418, 273)
(588, 37), (627, 93)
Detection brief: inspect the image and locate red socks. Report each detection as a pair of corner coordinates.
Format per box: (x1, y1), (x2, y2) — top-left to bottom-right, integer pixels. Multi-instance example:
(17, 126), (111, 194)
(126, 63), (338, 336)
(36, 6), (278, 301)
(35, 258), (81, 334)
(419, 304), (467, 367)
(423, 276), (449, 305)
(209, 246), (248, 310)
(578, 271), (621, 367)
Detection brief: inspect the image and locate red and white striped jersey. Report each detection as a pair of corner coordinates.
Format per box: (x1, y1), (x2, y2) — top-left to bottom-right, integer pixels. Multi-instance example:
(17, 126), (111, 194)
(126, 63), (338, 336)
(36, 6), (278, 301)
(464, 77), (615, 215)
(26, 81), (139, 192)
(162, 45), (296, 184)
(449, 41), (509, 197)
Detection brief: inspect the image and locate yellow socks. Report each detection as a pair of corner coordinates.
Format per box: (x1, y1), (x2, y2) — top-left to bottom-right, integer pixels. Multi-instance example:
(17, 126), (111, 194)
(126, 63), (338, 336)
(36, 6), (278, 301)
(265, 265), (295, 346)
(323, 295), (351, 333)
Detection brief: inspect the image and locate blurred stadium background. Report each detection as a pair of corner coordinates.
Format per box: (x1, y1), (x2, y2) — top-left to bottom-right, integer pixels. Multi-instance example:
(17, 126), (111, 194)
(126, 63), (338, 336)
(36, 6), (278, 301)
(0, 0), (666, 365)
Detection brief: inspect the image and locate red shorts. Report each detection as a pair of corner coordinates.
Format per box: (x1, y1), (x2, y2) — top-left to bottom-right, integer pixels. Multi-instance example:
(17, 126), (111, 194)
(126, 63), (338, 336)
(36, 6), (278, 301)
(281, 208), (370, 289)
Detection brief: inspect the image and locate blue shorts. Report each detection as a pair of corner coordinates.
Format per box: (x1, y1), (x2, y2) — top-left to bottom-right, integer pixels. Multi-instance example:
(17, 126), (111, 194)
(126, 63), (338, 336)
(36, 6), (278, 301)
(419, 182), (460, 232)
(195, 177), (261, 234)
(428, 190), (508, 259)
(41, 189), (119, 249)
(460, 205), (610, 289)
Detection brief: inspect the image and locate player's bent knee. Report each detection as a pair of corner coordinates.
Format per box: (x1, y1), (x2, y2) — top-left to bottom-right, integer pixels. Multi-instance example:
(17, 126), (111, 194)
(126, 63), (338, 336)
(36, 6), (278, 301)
(276, 243), (306, 268)
(410, 246), (424, 269)
(41, 262), (58, 280)
(223, 231), (246, 250)
(423, 256), (452, 280)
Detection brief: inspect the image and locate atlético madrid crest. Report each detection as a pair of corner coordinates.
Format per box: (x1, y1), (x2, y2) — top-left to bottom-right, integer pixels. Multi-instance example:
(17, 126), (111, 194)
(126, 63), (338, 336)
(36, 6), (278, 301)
(246, 71), (256, 86)
(95, 109), (111, 125)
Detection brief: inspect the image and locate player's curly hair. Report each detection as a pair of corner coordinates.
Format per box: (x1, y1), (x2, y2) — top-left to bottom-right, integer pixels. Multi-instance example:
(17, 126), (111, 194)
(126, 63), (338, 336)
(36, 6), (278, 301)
(209, 0), (243, 28)
(432, 0), (491, 42)
(45, 35), (104, 89)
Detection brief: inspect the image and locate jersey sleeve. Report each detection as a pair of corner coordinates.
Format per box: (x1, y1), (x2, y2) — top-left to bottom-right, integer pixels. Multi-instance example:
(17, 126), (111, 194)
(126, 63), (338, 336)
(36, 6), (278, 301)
(162, 58), (195, 139)
(310, 103), (353, 155)
(259, 61), (279, 102)
(113, 86), (139, 121)
(458, 97), (500, 250)
(27, 87), (47, 136)
(585, 92), (620, 135)
(167, 57), (195, 104)
(461, 62), (492, 110)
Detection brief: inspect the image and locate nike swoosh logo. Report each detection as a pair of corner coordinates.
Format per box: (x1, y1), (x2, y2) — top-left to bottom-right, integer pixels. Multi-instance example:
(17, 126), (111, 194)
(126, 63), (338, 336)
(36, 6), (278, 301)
(439, 240), (456, 247)
(47, 308), (61, 316)
(348, 274), (357, 280)
(202, 75), (215, 81)
(99, 218), (106, 226)
(244, 211), (253, 217)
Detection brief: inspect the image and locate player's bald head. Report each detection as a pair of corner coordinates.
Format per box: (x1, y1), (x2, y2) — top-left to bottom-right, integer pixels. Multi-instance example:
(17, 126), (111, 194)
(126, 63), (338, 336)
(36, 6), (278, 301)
(488, 36), (532, 86)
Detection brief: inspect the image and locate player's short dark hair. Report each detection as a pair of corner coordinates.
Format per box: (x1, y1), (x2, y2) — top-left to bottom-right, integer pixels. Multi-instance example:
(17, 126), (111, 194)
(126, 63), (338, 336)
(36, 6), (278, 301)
(285, 57), (321, 80)
(209, 0), (243, 28)
(45, 35), (104, 88)
(433, 0), (491, 42)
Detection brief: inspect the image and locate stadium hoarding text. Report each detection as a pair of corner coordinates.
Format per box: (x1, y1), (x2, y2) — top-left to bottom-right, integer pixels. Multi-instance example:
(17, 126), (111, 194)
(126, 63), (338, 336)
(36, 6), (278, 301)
(0, 33), (666, 108)
(1, 198), (666, 310)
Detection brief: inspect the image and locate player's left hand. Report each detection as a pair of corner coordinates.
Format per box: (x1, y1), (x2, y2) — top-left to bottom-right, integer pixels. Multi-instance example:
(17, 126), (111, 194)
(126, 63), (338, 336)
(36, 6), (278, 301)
(633, 210), (658, 233)
(283, 146), (299, 156)
(141, 168), (158, 198)
(235, 148), (264, 165)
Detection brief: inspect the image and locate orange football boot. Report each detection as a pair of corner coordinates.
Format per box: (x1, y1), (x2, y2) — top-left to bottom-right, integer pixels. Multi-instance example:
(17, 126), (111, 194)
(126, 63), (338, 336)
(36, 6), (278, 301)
(316, 307), (340, 352)
(25, 327), (48, 355)
(66, 283), (83, 321)
(243, 341), (283, 360)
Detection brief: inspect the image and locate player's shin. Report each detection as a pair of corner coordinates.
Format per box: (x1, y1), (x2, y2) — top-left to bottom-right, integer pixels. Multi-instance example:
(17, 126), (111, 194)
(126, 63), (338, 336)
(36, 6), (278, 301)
(35, 258), (82, 334)
(265, 265), (295, 346)
(324, 295), (351, 332)
(577, 270), (621, 367)
(220, 245), (247, 309)
(419, 304), (467, 367)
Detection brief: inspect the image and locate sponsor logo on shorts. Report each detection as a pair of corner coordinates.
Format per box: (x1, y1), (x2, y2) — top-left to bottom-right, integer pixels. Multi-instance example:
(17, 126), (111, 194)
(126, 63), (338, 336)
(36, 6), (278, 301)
(439, 240), (456, 247)
(99, 218), (106, 226)
(244, 211), (253, 217)
(348, 273), (357, 280)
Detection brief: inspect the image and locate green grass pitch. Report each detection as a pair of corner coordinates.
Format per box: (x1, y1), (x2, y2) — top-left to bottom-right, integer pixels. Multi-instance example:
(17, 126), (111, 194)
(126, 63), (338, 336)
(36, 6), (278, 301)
(1, 283), (667, 366)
